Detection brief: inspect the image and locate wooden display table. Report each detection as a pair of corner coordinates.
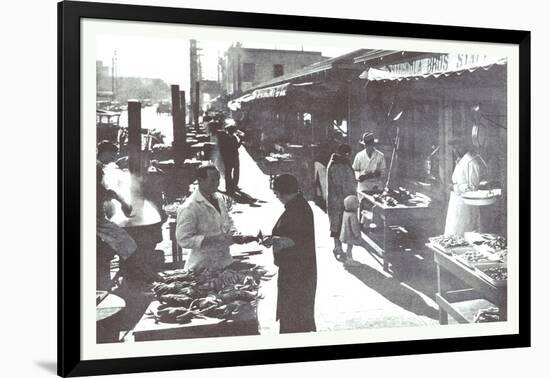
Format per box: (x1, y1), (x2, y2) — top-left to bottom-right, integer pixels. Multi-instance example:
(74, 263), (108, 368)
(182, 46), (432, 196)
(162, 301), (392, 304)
(132, 245), (271, 342)
(358, 191), (434, 272)
(133, 301), (258, 341)
(429, 244), (507, 324)
(190, 142), (216, 160)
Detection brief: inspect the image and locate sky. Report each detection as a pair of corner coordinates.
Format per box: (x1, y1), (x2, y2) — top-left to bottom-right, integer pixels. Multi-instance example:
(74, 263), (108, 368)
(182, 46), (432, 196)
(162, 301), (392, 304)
(94, 20), (508, 93)
(96, 35), (359, 90)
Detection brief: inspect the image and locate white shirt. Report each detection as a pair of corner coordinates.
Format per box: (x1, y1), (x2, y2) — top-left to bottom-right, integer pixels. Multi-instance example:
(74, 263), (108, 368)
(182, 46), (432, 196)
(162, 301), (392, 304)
(176, 189), (235, 271)
(444, 152), (482, 237)
(352, 148), (387, 192)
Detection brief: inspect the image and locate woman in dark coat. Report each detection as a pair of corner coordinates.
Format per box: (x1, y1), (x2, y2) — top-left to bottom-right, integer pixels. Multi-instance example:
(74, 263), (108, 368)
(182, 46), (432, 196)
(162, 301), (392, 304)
(263, 174), (317, 333)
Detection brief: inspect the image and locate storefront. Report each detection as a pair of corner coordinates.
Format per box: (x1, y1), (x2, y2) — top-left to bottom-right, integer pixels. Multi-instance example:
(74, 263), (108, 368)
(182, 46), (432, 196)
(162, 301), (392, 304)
(228, 50), (370, 198)
(356, 53), (508, 237)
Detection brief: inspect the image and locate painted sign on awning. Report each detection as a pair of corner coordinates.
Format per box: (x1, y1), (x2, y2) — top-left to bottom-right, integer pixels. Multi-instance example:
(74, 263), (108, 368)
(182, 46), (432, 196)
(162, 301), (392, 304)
(228, 83), (290, 110)
(360, 54), (507, 81)
(252, 83), (290, 99)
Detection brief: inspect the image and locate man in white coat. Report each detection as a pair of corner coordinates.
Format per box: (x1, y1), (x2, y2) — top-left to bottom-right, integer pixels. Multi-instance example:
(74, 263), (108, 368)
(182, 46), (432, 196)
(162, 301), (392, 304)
(352, 132), (387, 193)
(176, 165), (240, 271)
(444, 137), (485, 237)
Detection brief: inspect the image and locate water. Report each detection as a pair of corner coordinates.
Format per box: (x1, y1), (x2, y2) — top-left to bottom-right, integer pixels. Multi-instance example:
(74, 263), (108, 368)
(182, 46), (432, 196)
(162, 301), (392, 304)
(119, 106), (175, 145)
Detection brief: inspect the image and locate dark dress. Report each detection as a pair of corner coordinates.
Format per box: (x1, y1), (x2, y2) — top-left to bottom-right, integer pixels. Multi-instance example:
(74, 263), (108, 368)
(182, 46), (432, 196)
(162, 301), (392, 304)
(272, 194), (317, 333)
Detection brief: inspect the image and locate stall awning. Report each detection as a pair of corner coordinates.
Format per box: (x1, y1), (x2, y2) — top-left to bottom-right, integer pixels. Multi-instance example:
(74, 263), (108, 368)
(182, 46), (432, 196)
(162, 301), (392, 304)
(360, 54), (507, 82)
(228, 84), (289, 110)
(228, 82), (341, 110)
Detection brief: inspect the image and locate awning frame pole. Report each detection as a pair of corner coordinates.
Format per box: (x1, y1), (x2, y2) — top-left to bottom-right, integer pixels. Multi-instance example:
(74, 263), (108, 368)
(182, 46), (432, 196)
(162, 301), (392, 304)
(385, 126), (400, 190)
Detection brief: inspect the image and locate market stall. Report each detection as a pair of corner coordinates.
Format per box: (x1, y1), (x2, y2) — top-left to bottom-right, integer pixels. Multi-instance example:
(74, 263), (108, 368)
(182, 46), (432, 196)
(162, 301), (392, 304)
(358, 188), (434, 273)
(428, 233), (507, 324)
(358, 53), (508, 237)
(131, 245), (275, 341)
(264, 153), (296, 188)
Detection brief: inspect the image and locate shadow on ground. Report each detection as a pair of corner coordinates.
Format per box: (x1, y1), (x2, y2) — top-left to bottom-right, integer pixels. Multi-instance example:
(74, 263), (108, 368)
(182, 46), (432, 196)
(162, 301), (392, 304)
(220, 189), (266, 207)
(232, 190), (264, 206)
(345, 257), (439, 320)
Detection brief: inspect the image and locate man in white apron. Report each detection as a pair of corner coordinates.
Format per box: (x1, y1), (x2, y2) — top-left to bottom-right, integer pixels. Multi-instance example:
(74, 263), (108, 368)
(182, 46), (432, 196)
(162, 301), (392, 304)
(352, 132), (387, 193)
(444, 137), (484, 237)
(176, 165), (239, 271)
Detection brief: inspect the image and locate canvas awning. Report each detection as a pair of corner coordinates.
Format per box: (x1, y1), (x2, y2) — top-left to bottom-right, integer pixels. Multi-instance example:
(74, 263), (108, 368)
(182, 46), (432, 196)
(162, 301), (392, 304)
(228, 82), (341, 110)
(360, 54), (507, 82)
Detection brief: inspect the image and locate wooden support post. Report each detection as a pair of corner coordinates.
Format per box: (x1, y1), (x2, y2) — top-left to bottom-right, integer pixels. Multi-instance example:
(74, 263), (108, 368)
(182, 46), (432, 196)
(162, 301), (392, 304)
(194, 81), (200, 131)
(436, 264), (449, 325)
(127, 101), (142, 178)
(171, 85), (183, 167)
(189, 39), (198, 131)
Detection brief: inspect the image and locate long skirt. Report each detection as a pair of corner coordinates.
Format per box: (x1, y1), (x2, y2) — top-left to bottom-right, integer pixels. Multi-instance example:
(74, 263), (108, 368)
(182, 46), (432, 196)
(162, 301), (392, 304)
(276, 265), (317, 333)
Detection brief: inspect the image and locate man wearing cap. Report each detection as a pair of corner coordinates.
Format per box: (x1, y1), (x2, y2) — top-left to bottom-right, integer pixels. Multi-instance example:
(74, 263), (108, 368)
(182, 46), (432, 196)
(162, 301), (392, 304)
(218, 123), (242, 194)
(352, 132), (387, 192)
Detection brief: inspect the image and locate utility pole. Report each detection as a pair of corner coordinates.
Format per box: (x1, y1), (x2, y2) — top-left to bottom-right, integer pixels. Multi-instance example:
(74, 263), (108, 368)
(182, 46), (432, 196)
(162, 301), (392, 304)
(189, 40), (198, 127)
(111, 50), (118, 101)
(195, 82), (200, 131)
(197, 45), (203, 121)
(198, 51), (203, 82)
(217, 50), (220, 84)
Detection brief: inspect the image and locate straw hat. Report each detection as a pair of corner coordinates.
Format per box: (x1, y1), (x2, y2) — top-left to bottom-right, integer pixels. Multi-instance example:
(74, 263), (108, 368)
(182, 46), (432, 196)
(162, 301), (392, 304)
(359, 132), (378, 145)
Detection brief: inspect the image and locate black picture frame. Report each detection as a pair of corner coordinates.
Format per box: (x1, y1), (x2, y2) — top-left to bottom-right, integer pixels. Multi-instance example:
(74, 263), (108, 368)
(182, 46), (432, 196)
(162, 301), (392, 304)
(58, 0), (531, 376)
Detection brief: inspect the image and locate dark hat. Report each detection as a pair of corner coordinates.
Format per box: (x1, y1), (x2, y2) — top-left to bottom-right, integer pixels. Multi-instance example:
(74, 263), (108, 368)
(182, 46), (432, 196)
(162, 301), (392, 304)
(359, 132), (377, 145)
(272, 174), (299, 195)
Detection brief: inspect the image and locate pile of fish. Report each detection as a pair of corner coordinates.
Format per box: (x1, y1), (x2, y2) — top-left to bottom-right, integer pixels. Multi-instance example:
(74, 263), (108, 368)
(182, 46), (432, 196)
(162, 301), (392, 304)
(478, 266), (508, 281)
(431, 235), (470, 249)
(149, 266), (273, 324)
(481, 235), (507, 251)
(460, 250), (492, 264)
(372, 187), (414, 207)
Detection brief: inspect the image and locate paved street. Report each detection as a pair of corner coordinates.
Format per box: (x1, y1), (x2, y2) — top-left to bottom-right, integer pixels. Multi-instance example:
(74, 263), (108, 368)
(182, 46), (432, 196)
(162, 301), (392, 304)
(216, 146), (442, 334)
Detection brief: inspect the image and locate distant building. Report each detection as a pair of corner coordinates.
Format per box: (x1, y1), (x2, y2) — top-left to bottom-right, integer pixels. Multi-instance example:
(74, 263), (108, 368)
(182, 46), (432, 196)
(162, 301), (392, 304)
(223, 43), (327, 95)
(199, 79), (222, 105)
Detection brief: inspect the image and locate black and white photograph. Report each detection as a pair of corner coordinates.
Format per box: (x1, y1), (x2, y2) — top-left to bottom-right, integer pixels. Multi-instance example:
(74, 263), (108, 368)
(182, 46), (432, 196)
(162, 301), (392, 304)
(55, 0), (530, 376)
(91, 18), (515, 344)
